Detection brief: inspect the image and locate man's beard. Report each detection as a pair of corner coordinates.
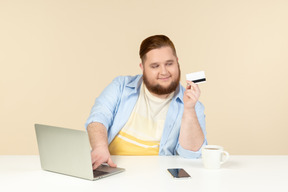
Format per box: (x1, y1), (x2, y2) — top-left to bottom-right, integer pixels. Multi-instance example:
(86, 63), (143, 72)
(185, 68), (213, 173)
(143, 68), (181, 96)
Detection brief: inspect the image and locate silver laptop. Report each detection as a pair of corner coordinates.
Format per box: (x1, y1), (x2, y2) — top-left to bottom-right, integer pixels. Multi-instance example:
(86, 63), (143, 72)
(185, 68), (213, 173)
(35, 124), (125, 181)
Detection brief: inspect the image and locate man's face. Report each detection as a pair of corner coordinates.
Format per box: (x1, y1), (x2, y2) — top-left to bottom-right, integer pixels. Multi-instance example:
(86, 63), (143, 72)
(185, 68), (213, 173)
(141, 46), (181, 96)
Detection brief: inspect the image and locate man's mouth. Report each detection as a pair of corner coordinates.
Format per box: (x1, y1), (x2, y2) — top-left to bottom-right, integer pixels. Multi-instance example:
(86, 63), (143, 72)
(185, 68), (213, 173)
(158, 76), (171, 81)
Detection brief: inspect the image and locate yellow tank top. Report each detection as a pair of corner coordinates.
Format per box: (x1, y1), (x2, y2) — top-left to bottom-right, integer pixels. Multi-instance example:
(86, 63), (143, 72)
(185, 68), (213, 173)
(109, 83), (174, 155)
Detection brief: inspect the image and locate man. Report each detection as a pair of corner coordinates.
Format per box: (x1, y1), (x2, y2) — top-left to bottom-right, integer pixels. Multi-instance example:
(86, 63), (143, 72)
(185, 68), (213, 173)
(85, 35), (207, 169)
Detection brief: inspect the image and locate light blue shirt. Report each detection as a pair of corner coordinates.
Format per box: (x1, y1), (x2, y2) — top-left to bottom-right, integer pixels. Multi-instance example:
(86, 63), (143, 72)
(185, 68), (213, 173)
(85, 75), (207, 158)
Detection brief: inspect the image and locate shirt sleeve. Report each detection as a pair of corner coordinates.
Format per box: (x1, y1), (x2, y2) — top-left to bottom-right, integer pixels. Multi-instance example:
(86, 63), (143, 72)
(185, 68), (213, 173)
(85, 76), (124, 130)
(176, 139), (208, 158)
(176, 101), (207, 158)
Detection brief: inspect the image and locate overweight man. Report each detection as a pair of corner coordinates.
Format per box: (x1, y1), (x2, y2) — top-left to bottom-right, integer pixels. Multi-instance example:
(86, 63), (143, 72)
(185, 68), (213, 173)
(85, 35), (207, 169)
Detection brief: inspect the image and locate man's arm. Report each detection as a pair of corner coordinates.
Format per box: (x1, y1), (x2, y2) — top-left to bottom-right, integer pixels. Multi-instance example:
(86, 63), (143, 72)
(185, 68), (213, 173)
(179, 81), (205, 151)
(87, 122), (116, 169)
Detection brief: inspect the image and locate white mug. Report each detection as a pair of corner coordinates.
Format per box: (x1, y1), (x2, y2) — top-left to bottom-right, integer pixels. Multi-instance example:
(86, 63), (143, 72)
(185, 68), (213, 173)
(202, 145), (229, 169)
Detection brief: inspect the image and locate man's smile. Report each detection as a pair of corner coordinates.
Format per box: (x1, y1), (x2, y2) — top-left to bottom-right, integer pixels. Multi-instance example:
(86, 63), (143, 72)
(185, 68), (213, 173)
(158, 76), (171, 81)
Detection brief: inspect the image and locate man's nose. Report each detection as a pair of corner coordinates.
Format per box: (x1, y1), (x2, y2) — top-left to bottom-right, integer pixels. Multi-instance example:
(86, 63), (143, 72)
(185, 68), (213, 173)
(160, 65), (168, 74)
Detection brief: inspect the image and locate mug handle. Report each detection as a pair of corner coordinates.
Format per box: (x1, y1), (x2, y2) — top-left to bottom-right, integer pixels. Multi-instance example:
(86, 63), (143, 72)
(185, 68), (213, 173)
(220, 151), (229, 164)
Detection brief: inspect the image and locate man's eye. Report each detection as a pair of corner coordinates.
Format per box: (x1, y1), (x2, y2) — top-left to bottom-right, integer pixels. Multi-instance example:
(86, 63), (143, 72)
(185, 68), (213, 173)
(151, 65), (159, 68)
(167, 62), (173, 66)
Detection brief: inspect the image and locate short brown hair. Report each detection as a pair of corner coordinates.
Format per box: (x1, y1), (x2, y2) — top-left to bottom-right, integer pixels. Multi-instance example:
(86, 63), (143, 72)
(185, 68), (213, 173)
(139, 35), (177, 63)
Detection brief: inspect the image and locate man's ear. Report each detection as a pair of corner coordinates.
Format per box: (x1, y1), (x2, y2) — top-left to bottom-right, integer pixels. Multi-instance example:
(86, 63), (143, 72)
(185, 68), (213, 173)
(139, 63), (144, 71)
(177, 57), (180, 65)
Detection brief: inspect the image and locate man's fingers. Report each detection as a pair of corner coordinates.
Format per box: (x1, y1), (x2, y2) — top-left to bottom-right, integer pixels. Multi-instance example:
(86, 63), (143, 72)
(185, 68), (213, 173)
(91, 155), (96, 164)
(186, 82), (192, 89)
(186, 80), (193, 89)
(185, 81), (201, 100)
(186, 80), (200, 92)
(107, 157), (117, 168)
(186, 88), (199, 98)
(92, 157), (117, 170)
(93, 162), (101, 170)
(186, 92), (198, 101)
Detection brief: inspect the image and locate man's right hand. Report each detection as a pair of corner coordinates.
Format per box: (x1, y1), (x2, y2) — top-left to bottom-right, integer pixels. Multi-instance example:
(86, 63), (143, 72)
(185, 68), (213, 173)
(91, 146), (117, 170)
(87, 122), (117, 170)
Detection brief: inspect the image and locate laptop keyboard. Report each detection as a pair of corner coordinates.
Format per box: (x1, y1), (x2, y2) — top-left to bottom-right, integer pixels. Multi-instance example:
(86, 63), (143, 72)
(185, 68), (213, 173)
(93, 170), (108, 178)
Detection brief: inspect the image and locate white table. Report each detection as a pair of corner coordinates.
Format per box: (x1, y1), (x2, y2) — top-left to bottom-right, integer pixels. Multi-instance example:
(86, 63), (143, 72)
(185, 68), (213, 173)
(0, 155), (287, 192)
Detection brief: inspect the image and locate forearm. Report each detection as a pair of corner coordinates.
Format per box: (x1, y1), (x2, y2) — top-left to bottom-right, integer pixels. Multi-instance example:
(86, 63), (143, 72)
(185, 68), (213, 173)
(87, 122), (117, 168)
(179, 109), (205, 151)
(87, 122), (109, 149)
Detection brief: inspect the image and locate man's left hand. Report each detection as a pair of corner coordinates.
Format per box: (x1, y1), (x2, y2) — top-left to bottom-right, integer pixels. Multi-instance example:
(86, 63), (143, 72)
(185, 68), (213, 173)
(183, 80), (201, 109)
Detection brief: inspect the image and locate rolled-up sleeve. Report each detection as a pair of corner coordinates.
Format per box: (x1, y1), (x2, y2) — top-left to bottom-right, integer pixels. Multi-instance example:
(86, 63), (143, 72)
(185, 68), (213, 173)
(176, 139), (207, 158)
(85, 77), (124, 130)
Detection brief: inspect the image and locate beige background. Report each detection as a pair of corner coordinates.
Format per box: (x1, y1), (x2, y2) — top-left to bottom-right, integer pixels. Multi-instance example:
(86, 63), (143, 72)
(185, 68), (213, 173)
(1, 0), (288, 155)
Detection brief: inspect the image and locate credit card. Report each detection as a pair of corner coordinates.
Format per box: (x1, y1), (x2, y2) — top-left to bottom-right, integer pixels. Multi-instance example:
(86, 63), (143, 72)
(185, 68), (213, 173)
(186, 71), (206, 84)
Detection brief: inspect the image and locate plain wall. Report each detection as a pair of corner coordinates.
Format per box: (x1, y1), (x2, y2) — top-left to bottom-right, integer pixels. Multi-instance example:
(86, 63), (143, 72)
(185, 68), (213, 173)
(1, 0), (288, 155)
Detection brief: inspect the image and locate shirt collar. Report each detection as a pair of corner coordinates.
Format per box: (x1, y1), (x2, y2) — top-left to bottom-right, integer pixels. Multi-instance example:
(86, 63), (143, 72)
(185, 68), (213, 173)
(173, 84), (184, 103)
(126, 75), (143, 93)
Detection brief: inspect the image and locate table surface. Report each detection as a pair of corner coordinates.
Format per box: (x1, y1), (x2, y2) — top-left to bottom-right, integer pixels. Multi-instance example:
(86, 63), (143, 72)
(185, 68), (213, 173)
(0, 155), (288, 192)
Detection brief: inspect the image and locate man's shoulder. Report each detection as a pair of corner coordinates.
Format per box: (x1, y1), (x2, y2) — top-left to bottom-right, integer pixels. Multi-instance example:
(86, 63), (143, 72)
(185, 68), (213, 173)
(112, 74), (142, 87)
